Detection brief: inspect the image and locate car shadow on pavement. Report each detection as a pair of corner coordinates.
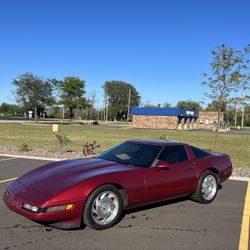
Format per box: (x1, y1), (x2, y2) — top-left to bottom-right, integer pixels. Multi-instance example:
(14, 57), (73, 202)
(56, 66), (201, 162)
(124, 196), (189, 217)
(40, 185), (224, 231)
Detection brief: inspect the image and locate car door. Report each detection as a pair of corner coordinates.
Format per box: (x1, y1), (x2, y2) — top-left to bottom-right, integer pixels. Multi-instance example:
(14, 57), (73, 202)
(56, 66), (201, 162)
(144, 145), (197, 203)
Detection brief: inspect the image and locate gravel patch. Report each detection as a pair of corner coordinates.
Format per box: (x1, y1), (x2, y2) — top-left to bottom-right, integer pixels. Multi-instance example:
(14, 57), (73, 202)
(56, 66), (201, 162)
(0, 146), (88, 160)
(0, 146), (249, 178)
(231, 167), (250, 178)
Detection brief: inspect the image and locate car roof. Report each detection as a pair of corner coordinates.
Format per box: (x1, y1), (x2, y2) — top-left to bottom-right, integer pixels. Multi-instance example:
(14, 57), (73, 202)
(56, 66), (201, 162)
(126, 139), (185, 146)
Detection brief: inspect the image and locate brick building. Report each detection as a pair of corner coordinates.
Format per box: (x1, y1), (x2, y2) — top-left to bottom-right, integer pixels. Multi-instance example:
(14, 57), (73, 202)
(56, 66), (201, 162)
(132, 108), (199, 130)
(198, 111), (224, 129)
(131, 108), (223, 130)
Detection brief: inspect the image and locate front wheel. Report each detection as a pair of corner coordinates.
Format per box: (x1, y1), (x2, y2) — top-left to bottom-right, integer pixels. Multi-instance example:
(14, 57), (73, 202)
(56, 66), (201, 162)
(83, 185), (123, 230)
(191, 171), (218, 204)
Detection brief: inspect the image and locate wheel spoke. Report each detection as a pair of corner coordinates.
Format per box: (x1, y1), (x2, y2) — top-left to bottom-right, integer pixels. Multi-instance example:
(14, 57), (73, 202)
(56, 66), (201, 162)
(107, 193), (115, 200)
(99, 193), (106, 200)
(91, 190), (120, 226)
(201, 175), (217, 201)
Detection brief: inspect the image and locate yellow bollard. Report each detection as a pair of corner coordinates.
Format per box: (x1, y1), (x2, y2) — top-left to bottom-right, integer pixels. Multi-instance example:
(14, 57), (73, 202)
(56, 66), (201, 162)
(52, 124), (59, 132)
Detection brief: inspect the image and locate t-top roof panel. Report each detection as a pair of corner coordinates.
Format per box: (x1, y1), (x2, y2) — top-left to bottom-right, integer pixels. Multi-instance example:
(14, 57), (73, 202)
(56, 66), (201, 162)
(131, 107), (199, 117)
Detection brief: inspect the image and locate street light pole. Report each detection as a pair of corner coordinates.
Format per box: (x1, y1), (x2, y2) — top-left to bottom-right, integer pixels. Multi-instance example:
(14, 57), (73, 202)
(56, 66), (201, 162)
(241, 86), (246, 128)
(105, 95), (109, 124)
(127, 88), (131, 122)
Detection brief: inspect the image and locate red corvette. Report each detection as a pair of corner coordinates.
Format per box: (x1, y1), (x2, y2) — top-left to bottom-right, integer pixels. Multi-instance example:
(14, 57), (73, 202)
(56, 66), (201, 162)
(3, 140), (232, 230)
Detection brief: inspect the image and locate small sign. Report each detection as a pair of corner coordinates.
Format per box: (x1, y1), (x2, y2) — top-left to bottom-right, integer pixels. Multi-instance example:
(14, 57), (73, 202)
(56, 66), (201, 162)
(186, 110), (194, 116)
(52, 124), (59, 132)
(28, 111), (33, 119)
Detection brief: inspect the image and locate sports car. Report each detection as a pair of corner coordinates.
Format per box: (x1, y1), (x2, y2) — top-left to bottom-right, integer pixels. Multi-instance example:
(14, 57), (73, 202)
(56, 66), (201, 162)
(3, 140), (232, 230)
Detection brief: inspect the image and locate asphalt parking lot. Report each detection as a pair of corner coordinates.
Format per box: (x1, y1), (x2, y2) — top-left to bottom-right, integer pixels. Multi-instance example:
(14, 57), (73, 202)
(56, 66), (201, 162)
(0, 156), (249, 250)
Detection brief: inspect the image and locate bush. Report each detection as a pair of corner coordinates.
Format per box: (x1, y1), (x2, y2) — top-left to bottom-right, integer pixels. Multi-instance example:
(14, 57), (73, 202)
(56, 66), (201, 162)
(158, 134), (168, 140)
(55, 133), (71, 151)
(83, 140), (100, 156)
(19, 143), (29, 152)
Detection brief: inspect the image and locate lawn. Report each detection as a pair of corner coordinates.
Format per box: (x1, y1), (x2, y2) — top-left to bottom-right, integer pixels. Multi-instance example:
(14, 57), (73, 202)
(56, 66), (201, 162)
(0, 123), (249, 168)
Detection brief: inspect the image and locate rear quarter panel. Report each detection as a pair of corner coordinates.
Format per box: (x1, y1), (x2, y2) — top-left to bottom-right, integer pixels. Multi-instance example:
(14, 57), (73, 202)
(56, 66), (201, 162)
(194, 154), (232, 183)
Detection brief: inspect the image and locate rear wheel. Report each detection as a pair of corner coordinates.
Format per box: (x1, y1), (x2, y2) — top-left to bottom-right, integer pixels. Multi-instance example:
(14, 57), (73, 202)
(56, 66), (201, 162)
(191, 171), (218, 204)
(83, 185), (123, 230)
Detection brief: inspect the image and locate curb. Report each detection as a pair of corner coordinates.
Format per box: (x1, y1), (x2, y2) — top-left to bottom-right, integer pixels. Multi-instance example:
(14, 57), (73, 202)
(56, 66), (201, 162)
(229, 176), (250, 182)
(0, 154), (64, 162)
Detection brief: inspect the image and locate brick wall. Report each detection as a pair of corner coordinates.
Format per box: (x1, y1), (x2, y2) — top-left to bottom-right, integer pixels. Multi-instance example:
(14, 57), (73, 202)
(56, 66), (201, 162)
(198, 111), (224, 129)
(132, 115), (177, 129)
(132, 112), (224, 130)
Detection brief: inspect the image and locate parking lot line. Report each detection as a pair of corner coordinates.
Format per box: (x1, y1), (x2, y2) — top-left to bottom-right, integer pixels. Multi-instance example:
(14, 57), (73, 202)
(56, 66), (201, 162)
(238, 181), (250, 250)
(0, 177), (18, 184)
(0, 157), (16, 162)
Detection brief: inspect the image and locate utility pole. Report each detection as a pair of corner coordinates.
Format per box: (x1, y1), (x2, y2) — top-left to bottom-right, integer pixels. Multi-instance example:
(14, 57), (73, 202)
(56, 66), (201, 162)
(61, 106), (65, 121)
(235, 105), (237, 128)
(127, 88), (131, 122)
(241, 86), (246, 128)
(105, 95), (109, 124)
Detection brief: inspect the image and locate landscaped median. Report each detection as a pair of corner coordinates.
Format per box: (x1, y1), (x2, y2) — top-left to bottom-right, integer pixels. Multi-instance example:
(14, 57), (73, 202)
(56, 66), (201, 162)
(0, 123), (249, 177)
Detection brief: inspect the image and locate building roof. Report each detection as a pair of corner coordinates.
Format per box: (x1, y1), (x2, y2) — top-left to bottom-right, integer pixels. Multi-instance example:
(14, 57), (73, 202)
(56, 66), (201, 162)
(131, 107), (199, 117)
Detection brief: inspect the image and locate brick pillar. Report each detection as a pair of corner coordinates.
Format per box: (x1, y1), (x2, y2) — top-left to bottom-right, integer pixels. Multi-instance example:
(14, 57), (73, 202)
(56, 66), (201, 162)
(190, 117), (194, 129)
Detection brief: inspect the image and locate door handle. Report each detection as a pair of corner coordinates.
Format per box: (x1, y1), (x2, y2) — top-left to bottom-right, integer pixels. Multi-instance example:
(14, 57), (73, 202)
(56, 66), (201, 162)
(187, 165), (194, 170)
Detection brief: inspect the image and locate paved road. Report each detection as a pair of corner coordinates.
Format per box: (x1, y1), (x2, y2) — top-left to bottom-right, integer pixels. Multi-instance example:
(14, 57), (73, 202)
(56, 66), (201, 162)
(0, 156), (248, 250)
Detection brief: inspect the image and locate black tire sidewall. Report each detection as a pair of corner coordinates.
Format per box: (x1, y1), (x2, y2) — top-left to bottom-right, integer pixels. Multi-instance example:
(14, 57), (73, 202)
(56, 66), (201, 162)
(198, 171), (218, 204)
(83, 185), (123, 230)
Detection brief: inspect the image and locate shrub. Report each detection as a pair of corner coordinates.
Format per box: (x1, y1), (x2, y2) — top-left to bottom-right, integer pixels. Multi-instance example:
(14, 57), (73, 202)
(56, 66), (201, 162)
(83, 140), (100, 156)
(19, 143), (29, 152)
(55, 133), (71, 151)
(158, 134), (168, 140)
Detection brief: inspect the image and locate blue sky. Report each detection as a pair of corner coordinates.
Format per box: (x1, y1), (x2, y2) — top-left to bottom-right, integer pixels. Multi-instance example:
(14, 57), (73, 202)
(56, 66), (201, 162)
(0, 0), (249, 108)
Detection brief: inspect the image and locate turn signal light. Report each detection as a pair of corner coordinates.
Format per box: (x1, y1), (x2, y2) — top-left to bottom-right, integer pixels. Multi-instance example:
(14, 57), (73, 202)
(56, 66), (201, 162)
(46, 204), (74, 213)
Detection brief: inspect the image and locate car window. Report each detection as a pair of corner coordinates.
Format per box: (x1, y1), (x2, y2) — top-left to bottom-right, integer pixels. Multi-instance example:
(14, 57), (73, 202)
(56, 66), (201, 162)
(158, 145), (189, 164)
(191, 146), (211, 159)
(97, 142), (162, 168)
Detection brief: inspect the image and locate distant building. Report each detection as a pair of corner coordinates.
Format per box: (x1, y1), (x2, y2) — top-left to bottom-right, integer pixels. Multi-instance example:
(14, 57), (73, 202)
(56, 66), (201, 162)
(131, 108), (223, 130)
(198, 111), (224, 129)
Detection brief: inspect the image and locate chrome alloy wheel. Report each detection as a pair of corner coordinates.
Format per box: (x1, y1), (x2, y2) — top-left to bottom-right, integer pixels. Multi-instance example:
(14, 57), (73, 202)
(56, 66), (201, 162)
(91, 191), (119, 225)
(201, 175), (217, 201)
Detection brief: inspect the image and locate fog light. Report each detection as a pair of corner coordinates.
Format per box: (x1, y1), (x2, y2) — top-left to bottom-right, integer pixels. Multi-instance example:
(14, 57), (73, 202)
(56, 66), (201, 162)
(23, 203), (39, 212)
(46, 204), (74, 213)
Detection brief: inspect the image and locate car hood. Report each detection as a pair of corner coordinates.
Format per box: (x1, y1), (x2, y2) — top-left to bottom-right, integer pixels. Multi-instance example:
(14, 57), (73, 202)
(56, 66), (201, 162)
(16, 158), (133, 197)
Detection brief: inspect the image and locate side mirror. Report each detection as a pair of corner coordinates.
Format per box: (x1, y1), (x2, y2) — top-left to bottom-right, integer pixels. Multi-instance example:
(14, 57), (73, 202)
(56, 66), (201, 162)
(155, 160), (170, 170)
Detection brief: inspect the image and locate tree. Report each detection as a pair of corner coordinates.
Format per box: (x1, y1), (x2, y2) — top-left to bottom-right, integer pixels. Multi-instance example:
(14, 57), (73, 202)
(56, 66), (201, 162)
(142, 98), (156, 108)
(12, 73), (54, 122)
(202, 44), (248, 149)
(103, 81), (140, 121)
(162, 102), (172, 108)
(50, 76), (87, 121)
(0, 103), (23, 117)
(206, 100), (227, 112)
(236, 44), (250, 127)
(244, 105), (250, 126)
(176, 99), (203, 111)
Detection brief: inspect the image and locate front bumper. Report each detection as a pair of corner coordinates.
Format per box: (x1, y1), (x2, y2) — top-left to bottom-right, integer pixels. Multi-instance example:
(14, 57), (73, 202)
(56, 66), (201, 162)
(3, 188), (85, 229)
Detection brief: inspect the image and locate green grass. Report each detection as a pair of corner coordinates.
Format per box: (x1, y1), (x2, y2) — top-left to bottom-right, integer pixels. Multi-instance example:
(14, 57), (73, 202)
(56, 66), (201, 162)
(0, 123), (249, 168)
(230, 126), (250, 131)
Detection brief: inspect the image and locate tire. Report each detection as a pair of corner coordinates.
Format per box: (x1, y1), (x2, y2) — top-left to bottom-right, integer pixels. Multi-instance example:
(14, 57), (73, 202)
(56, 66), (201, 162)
(83, 184), (123, 230)
(191, 171), (218, 204)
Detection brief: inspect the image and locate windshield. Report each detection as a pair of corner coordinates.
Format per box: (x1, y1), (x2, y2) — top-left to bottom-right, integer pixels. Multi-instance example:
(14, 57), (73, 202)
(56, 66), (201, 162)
(97, 141), (162, 167)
